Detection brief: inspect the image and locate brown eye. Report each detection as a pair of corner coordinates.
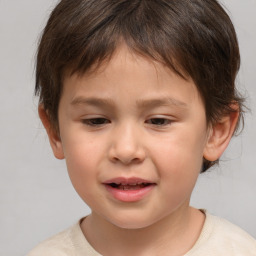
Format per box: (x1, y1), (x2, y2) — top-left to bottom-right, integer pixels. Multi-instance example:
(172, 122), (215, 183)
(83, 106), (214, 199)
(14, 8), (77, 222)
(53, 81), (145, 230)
(82, 118), (110, 126)
(147, 118), (171, 126)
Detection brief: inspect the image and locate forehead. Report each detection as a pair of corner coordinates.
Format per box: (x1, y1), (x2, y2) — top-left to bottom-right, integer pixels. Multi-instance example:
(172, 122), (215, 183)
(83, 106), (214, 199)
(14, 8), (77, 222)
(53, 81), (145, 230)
(61, 45), (203, 109)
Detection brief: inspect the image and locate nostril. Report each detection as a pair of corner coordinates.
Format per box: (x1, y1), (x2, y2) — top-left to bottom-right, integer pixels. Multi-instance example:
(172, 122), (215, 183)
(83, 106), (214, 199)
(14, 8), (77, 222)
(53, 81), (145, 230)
(110, 156), (143, 165)
(108, 141), (146, 165)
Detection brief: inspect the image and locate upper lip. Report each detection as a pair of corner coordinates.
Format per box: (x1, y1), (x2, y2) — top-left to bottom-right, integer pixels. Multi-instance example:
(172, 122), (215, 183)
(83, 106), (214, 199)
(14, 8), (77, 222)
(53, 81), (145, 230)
(103, 177), (155, 185)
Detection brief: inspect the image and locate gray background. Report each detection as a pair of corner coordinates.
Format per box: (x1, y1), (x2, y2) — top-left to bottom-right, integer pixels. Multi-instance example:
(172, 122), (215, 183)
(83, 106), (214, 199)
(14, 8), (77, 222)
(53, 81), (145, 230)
(0, 0), (255, 255)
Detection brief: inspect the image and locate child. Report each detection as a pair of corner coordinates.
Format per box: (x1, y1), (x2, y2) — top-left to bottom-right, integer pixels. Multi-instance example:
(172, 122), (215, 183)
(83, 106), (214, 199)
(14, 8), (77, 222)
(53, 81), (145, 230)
(28, 0), (256, 255)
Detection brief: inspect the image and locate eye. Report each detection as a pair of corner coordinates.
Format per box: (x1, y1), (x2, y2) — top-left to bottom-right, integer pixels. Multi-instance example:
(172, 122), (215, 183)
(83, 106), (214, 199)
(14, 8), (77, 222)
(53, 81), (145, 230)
(146, 118), (172, 126)
(82, 118), (110, 126)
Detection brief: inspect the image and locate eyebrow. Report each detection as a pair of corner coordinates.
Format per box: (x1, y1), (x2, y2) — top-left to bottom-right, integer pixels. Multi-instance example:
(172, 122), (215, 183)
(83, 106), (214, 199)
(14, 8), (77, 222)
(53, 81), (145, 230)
(136, 97), (188, 109)
(71, 97), (115, 108)
(70, 96), (187, 109)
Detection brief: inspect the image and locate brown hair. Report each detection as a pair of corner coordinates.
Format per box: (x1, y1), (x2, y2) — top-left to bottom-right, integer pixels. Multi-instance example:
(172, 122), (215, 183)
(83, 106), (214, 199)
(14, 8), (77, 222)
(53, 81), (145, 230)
(35, 0), (244, 172)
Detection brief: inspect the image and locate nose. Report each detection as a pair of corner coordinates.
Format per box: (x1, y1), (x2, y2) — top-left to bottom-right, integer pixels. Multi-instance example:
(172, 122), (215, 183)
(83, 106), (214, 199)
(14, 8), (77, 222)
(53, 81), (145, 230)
(108, 122), (146, 165)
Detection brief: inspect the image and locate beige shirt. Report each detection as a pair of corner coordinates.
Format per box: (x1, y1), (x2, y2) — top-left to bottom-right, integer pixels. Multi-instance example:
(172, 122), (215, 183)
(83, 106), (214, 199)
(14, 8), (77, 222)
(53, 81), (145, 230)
(27, 212), (256, 256)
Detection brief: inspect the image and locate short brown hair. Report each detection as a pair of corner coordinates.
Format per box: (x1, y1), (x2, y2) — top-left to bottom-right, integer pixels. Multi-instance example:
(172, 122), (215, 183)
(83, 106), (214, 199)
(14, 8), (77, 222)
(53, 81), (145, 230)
(35, 0), (244, 172)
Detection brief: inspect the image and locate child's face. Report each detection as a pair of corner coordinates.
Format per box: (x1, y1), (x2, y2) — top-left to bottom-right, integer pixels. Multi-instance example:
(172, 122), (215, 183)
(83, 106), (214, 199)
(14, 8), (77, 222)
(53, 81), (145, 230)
(55, 45), (211, 229)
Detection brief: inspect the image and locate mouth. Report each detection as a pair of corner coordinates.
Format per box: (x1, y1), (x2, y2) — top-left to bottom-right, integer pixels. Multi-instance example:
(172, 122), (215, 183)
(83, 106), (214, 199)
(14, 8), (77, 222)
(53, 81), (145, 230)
(107, 182), (152, 190)
(103, 177), (156, 202)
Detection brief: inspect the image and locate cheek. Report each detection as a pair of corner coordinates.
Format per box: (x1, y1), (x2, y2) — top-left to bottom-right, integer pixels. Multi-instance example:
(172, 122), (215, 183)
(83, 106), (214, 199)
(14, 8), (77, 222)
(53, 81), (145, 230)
(152, 133), (204, 172)
(151, 133), (205, 194)
(62, 138), (102, 196)
(155, 148), (201, 208)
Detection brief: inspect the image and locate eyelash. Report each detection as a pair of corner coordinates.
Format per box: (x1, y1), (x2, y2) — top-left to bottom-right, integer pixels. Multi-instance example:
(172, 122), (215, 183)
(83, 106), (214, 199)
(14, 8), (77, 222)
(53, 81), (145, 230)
(146, 118), (172, 126)
(82, 118), (110, 126)
(81, 117), (172, 127)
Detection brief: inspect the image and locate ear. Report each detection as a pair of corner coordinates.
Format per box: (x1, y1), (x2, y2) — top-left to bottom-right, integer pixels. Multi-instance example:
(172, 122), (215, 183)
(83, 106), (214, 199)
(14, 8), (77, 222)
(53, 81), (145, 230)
(38, 105), (65, 160)
(203, 106), (239, 162)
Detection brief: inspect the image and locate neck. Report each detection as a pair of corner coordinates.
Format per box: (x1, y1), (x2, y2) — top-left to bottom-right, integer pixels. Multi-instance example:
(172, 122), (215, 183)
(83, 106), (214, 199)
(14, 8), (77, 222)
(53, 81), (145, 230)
(81, 206), (205, 256)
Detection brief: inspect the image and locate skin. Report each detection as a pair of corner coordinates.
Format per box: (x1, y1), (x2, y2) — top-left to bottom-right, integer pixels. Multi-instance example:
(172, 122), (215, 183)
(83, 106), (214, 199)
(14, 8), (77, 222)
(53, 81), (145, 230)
(39, 44), (239, 255)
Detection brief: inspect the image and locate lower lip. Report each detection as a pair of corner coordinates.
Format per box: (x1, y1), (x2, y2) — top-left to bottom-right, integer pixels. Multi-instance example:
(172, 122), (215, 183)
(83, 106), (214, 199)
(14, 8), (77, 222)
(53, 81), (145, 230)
(104, 184), (155, 202)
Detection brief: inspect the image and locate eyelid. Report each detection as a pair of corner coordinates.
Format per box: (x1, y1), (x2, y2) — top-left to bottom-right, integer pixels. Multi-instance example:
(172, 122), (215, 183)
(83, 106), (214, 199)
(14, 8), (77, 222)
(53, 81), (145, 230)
(81, 117), (111, 127)
(145, 116), (174, 126)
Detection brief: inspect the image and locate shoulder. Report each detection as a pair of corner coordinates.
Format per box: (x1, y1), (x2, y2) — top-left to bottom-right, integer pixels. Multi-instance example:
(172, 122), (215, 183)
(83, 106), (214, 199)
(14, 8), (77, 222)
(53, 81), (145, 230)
(213, 215), (256, 253)
(27, 218), (101, 256)
(187, 211), (256, 256)
(27, 226), (76, 256)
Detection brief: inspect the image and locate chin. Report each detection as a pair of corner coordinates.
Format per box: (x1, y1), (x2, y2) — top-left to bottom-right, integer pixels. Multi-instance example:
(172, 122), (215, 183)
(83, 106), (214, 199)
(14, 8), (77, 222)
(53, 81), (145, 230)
(107, 213), (159, 230)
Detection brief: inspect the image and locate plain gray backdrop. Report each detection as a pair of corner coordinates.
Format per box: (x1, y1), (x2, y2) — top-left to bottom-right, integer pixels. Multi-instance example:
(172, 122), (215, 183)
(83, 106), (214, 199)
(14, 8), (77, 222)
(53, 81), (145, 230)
(0, 0), (255, 255)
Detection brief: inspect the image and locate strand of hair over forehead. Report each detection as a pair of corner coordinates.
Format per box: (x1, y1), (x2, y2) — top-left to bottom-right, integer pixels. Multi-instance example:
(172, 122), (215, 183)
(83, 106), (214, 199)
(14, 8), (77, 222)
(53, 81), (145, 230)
(68, 0), (184, 78)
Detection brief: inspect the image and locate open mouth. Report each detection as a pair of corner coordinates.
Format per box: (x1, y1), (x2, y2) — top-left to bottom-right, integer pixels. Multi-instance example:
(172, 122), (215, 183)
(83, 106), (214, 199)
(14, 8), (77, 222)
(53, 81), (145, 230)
(107, 182), (152, 190)
(103, 178), (156, 202)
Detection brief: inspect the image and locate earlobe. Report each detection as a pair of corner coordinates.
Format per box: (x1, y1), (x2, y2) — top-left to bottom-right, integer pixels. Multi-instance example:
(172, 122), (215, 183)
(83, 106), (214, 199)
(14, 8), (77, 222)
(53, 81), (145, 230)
(203, 108), (239, 162)
(38, 105), (65, 160)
